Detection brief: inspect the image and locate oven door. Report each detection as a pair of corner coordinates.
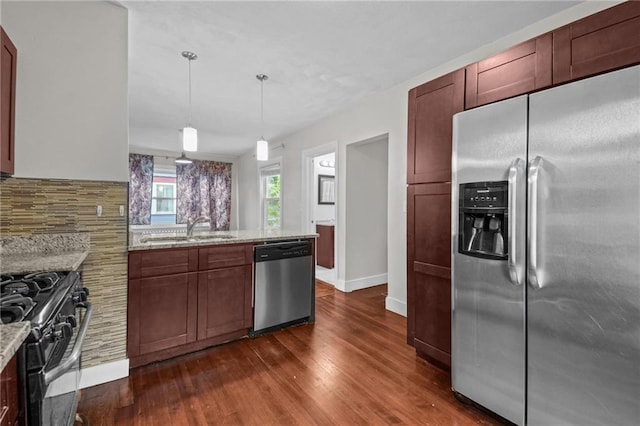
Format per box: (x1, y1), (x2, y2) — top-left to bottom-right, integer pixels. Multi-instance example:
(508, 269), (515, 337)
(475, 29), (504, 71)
(39, 302), (92, 426)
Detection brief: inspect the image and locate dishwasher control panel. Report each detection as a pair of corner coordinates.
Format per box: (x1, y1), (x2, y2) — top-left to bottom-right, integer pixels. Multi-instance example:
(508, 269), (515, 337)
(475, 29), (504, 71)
(254, 241), (312, 262)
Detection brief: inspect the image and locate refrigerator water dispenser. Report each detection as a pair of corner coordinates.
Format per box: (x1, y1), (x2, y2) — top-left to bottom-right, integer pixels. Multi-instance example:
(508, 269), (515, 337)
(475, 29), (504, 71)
(458, 181), (508, 260)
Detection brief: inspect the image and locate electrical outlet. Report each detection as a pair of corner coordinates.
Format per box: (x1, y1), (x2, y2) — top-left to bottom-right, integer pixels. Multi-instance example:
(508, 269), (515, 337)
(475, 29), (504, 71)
(119, 205), (125, 216)
(97, 205), (103, 217)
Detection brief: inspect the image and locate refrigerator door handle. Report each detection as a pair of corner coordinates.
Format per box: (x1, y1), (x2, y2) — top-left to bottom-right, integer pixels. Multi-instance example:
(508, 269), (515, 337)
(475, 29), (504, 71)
(508, 158), (524, 286)
(528, 156), (543, 289)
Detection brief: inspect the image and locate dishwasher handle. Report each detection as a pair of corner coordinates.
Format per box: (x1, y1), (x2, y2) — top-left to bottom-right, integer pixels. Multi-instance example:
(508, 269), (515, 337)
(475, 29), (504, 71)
(254, 241), (312, 262)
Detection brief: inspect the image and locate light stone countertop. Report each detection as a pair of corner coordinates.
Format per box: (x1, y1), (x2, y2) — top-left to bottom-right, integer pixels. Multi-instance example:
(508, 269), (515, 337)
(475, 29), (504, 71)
(0, 233), (90, 275)
(129, 228), (317, 251)
(0, 322), (30, 371)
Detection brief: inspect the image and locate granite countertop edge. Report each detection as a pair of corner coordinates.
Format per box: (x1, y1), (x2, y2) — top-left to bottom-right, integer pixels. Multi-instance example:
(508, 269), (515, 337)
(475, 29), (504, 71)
(0, 322), (30, 371)
(0, 250), (89, 275)
(129, 230), (318, 251)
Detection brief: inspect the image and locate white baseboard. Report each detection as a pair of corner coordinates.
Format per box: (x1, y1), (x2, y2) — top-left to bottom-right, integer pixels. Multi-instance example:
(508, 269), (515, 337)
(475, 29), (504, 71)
(385, 296), (407, 317)
(344, 273), (387, 293)
(80, 358), (129, 389)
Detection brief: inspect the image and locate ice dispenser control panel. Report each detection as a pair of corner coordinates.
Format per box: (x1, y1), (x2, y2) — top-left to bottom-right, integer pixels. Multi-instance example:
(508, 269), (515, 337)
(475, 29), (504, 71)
(459, 181), (508, 260)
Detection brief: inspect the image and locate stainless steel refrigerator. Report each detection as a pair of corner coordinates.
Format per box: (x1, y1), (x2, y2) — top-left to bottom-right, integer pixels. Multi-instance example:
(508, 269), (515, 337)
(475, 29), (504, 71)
(451, 65), (640, 426)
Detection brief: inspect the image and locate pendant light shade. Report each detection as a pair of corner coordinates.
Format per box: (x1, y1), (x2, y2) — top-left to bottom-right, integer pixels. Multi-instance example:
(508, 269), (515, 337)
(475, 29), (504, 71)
(182, 51), (198, 152)
(175, 152), (192, 164)
(256, 74), (269, 161)
(256, 137), (269, 161)
(182, 126), (198, 152)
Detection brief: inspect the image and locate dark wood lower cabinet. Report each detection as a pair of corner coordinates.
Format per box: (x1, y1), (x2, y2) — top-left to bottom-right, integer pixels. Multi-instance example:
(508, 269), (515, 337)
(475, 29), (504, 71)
(129, 273), (198, 358)
(0, 354), (19, 426)
(197, 265), (252, 340)
(316, 224), (335, 269)
(407, 183), (452, 369)
(128, 243), (255, 368)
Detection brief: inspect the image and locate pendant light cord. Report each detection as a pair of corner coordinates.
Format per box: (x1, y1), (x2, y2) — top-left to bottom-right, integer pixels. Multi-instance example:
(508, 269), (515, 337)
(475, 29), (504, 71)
(188, 57), (192, 126)
(260, 78), (264, 138)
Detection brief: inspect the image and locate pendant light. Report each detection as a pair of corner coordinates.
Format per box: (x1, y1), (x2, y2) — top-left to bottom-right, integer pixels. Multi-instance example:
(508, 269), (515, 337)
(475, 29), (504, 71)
(256, 74), (269, 161)
(182, 51), (198, 152)
(175, 152), (192, 164)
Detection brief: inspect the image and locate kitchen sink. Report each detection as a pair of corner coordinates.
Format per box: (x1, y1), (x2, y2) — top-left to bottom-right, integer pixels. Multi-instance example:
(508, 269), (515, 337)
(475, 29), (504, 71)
(139, 234), (235, 243)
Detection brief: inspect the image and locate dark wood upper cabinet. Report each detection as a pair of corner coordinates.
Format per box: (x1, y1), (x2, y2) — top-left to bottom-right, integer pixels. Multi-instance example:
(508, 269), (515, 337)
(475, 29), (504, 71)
(1, 27), (17, 176)
(406, 183), (452, 367)
(407, 69), (464, 185)
(553, 1), (640, 84)
(465, 34), (552, 109)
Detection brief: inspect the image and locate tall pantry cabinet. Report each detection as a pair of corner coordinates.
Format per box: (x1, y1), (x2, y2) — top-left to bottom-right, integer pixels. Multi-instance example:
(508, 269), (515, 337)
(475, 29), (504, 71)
(406, 69), (463, 368)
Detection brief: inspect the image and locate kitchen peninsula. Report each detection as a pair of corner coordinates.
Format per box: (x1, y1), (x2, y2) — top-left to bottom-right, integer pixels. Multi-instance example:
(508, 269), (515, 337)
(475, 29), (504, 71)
(127, 228), (317, 367)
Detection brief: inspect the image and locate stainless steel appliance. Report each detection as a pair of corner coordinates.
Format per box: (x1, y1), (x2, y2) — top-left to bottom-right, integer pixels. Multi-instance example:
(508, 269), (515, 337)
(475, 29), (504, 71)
(452, 65), (640, 425)
(253, 240), (314, 333)
(0, 271), (92, 426)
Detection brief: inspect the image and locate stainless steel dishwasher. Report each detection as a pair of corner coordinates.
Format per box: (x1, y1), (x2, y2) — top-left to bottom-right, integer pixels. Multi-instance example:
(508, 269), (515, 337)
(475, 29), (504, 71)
(253, 240), (314, 334)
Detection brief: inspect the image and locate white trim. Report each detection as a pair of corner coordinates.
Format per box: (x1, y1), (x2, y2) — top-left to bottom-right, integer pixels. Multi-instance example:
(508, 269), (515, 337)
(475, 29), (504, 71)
(385, 296), (407, 317)
(79, 358), (129, 389)
(344, 273), (387, 293)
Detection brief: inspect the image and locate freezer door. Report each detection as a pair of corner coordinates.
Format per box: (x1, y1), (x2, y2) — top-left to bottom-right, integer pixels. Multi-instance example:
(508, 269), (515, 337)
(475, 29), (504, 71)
(527, 65), (640, 425)
(452, 95), (527, 425)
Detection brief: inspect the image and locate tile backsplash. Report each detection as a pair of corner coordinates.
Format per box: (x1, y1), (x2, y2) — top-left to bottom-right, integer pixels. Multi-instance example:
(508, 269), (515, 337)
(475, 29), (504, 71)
(0, 177), (128, 367)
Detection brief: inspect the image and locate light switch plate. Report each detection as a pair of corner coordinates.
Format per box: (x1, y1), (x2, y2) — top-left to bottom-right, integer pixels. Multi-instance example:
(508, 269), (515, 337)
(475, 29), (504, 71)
(97, 205), (103, 217)
(119, 205), (125, 216)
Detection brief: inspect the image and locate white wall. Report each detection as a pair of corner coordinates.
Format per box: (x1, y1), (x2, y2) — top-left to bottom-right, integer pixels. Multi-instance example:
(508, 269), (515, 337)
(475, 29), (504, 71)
(345, 136), (387, 283)
(313, 152), (335, 223)
(1, 1), (128, 182)
(235, 1), (620, 317)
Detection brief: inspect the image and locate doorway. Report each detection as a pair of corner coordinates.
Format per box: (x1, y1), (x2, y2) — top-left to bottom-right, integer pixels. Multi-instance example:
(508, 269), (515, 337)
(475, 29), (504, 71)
(302, 143), (338, 286)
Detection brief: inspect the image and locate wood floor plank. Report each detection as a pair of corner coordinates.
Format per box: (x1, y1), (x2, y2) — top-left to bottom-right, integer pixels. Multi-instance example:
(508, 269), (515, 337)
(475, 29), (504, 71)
(78, 282), (502, 425)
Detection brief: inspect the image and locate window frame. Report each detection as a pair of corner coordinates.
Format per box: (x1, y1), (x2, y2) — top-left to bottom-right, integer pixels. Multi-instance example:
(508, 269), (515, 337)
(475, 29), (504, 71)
(259, 160), (282, 230)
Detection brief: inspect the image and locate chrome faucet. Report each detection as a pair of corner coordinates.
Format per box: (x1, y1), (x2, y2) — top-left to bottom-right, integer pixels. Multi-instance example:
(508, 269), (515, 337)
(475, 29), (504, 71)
(186, 216), (210, 237)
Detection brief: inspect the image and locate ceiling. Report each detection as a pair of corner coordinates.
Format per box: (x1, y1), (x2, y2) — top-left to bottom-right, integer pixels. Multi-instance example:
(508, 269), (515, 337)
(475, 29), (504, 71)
(125, 1), (579, 157)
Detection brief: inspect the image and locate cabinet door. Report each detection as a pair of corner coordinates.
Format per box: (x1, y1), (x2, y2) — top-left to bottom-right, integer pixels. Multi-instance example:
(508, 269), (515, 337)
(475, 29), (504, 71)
(407, 69), (464, 184)
(1, 27), (17, 176)
(553, 1), (640, 84)
(128, 272), (198, 357)
(465, 34), (552, 109)
(0, 354), (19, 426)
(197, 265), (252, 340)
(407, 183), (452, 367)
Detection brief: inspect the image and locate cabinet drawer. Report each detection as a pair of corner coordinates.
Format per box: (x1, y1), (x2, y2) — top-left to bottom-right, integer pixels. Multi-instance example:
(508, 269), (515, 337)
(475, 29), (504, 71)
(553, 1), (640, 84)
(465, 34), (552, 109)
(199, 244), (252, 270)
(129, 247), (198, 279)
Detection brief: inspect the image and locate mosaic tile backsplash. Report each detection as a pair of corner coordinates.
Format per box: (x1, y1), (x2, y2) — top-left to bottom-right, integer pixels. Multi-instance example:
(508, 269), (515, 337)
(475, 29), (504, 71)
(0, 177), (128, 368)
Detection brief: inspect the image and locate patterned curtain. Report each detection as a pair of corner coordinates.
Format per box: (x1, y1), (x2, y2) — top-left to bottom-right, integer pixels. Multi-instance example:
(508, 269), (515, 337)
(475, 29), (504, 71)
(128, 154), (154, 225)
(176, 160), (232, 230)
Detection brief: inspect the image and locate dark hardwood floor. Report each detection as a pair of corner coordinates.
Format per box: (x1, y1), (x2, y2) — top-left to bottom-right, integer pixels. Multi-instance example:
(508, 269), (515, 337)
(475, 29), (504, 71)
(78, 282), (501, 425)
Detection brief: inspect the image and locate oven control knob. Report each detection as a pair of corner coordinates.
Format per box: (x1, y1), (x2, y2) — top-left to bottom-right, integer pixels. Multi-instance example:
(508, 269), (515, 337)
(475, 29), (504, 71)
(82, 287), (90, 296)
(73, 292), (87, 303)
(66, 315), (77, 328)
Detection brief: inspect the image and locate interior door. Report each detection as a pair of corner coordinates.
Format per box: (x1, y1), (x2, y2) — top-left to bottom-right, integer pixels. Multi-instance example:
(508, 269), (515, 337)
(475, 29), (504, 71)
(527, 65), (640, 425)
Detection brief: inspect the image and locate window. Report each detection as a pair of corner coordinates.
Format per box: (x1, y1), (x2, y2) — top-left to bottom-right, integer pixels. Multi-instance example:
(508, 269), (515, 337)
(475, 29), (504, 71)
(151, 170), (177, 225)
(260, 163), (281, 229)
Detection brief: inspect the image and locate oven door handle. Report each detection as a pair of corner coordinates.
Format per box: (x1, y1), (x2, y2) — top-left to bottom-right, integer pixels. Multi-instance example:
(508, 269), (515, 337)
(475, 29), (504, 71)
(44, 302), (93, 386)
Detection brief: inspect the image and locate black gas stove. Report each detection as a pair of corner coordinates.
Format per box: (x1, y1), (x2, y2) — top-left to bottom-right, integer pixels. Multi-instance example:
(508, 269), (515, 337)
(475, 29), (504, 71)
(0, 271), (92, 426)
